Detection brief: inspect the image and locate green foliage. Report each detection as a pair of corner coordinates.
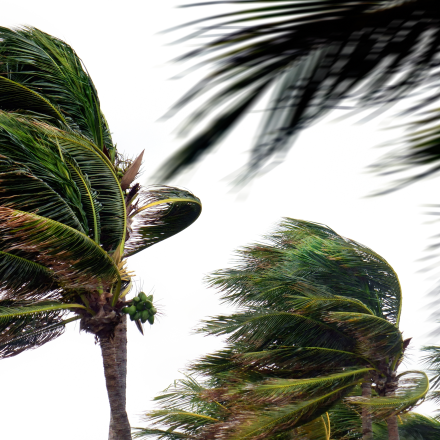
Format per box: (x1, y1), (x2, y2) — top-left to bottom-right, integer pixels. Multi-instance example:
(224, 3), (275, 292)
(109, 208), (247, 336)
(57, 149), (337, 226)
(0, 26), (202, 358)
(139, 219), (427, 439)
(158, 0), (440, 185)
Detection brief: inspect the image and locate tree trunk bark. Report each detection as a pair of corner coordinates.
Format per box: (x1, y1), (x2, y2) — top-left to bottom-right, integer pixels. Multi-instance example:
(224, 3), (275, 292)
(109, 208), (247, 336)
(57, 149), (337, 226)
(387, 414), (400, 440)
(100, 315), (131, 440)
(361, 381), (373, 440)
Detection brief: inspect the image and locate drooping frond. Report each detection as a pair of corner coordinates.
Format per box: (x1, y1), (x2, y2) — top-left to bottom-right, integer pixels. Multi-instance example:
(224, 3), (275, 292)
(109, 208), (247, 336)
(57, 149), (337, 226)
(346, 371), (429, 418)
(0, 250), (58, 300)
(0, 314), (79, 359)
(124, 186), (202, 258)
(0, 207), (120, 289)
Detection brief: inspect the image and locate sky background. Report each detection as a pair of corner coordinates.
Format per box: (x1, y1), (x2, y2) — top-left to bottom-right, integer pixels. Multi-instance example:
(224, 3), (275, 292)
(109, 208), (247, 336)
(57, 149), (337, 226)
(1, 1), (439, 439)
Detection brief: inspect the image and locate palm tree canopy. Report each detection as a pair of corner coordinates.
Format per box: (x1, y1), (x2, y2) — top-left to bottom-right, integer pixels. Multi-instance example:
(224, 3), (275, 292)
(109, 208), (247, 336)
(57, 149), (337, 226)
(157, 0), (440, 186)
(138, 219), (428, 439)
(0, 26), (202, 358)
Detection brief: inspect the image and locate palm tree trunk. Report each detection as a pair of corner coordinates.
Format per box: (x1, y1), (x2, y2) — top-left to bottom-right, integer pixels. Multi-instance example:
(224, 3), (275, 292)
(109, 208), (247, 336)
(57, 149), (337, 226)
(387, 414), (400, 440)
(100, 315), (131, 440)
(361, 381), (373, 440)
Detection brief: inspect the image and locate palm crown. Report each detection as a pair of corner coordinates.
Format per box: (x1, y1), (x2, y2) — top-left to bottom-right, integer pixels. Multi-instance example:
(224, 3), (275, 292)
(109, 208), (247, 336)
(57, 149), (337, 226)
(137, 219), (429, 439)
(0, 26), (201, 439)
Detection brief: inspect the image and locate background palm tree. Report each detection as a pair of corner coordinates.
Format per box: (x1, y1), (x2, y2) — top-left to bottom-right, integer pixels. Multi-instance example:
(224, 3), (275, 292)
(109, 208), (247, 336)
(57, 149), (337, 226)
(157, 0), (440, 189)
(136, 219), (429, 439)
(0, 27), (202, 440)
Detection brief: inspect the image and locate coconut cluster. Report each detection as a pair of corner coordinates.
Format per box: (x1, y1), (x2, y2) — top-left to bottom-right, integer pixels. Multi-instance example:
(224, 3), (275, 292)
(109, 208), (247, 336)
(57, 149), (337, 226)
(122, 292), (157, 324)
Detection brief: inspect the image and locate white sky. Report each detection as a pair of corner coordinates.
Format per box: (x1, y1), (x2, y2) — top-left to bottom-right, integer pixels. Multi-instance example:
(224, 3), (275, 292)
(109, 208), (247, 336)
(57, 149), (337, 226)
(1, 1), (439, 439)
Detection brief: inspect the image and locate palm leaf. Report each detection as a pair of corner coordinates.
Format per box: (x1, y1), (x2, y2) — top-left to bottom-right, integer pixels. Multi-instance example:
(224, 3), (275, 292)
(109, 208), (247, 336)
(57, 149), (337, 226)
(124, 186), (202, 258)
(0, 250), (58, 300)
(249, 368), (372, 404)
(325, 311), (403, 360)
(0, 301), (86, 325)
(0, 75), (66, 123)
(0, 112), (88, 229)
(373, 412), (440, 440)
(223, 382), (356, 440)
(0, 154), (86, 232)
(158, 0), (440, 182)
(0, 115), (125, 251)
(0, 207), (120, 289)
(237, 346), (369, 373)
(0, 26), (114, 153)
(422, 345), (440, 389)
(346, 371), (429, 418)
(0, 315), (79, 359)
(290, 414), (331, 440)
(198, 308), (354, 351)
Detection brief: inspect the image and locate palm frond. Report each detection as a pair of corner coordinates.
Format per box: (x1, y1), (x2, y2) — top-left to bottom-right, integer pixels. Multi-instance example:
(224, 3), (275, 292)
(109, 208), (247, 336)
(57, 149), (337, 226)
(291, 414), (331, 440)
(0, 115), (125, 251)
(0, 26), (114, 153)
(0, 112), (89, 230)
(249, 368), (372, 404)
(0, 250), (58, 300)
(422, 345), (440, 389)
(124, 186), (202, 258)
(325, 311), (403, 360)
(157, 0), (440, 182)
(346, 371), (429, 418)
(131, 427), (189, 440)
(0, 154), (86, 232)
(0, 314), (79, 359)
(221, 382), (355, 440)
(0, 207), (120, 289)
(197, 308), (354, 352)
(237, 346), (369, 373)
(208, 218), (402, 323)
(373, 412), (440, 440)
(0, 75), (65, 123)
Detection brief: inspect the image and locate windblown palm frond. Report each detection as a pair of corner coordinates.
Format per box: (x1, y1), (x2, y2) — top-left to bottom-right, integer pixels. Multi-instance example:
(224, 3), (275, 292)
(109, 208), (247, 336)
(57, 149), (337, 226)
(346, 371), (429, 418)
(373, 412), (440, 440)
(124, 186), (202, 258)
(157, 0), (440, 184)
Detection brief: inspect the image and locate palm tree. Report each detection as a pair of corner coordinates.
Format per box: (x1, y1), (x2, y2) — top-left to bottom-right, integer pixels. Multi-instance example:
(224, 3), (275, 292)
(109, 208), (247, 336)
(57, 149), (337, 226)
(136, 219), (429, 440)
(157, 0), (440, 189)
(0, 27), (202, 440)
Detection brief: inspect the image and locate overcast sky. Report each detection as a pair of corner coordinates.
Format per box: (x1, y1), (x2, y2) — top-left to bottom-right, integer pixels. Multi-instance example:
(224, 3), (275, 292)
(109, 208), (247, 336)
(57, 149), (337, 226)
(1, 1), (439, 439)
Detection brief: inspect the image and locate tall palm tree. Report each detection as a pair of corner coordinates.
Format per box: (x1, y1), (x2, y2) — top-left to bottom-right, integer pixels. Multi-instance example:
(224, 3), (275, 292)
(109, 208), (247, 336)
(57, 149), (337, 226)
(0, 27), (202, 440)
(157, 0), (440, 189)
(136, 219), (429, 440)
